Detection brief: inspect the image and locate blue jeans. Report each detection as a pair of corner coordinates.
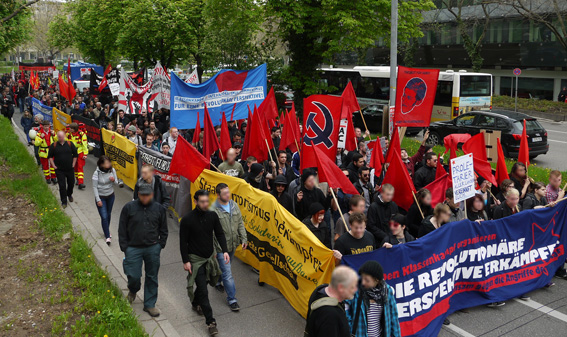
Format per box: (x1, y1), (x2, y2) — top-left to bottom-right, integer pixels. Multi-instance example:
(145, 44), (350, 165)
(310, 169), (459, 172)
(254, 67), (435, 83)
(96, 194), (115, 239)
(18, 97), (25, 113)
(216, 252), (237, 304)
(123, 244), (161, 308)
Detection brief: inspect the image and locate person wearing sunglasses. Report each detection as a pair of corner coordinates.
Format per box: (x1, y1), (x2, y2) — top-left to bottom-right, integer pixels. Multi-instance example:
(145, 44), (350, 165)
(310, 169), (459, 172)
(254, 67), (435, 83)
(382, 214), (415, 248)
(354, 166), (373, 212)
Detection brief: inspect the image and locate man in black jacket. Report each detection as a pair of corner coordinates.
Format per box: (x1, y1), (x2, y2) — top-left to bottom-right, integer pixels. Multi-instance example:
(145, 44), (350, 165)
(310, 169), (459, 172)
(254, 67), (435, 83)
(366, 183), (398, 243)
(119, 183), (168, 318)
(346, 153), (365, 184)
(294, 169), (331, 221)
(305, 266), (358, 337)
(133, 164), (171, 208)
(275, 150), (296, 184)
(413, 152), (437, 190)
(271, 175), (293, 214)
(353, 166), (373, 212)
(179, 190), (229, 336)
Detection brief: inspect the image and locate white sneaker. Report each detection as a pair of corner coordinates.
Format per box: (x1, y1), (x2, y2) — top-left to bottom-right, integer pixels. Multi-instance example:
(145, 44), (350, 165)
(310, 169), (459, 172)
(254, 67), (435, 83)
(105, 237), (111, 245)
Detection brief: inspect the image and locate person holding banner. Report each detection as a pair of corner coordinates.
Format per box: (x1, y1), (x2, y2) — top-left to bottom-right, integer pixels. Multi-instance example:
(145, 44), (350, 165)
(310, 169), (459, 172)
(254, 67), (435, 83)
(382, 214), (416, 248)
(367, 184), (398, 244)
(493, 188), (522, 219)
(334, 212), (376, 260)
(522, 182), (550, 209)
(271, 175), (294, 214)
(67, 123), (88, 190)
(344, 261), (401, 337)
(295, 169), (331, 221)
(334, 195), (366, 241)
(418, 203), (451, 238)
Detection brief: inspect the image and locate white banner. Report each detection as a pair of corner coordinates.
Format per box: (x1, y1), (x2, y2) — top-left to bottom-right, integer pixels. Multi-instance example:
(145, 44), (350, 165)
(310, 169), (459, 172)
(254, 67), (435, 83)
(185, 69), (199, 84)
(337, 119), (348, 149)
(152, 62), (171, 110)
(118, 68), (155, 114)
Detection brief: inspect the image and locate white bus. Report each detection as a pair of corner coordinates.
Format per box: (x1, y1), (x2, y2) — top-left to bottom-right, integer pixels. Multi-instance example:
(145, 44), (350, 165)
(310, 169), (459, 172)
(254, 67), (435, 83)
(319, 66), (493, 123)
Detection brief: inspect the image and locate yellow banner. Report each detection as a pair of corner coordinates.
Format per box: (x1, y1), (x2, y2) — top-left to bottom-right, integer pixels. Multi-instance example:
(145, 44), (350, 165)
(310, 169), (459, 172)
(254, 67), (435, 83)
(101, 129), (138, 189)
(52, 108), (72, 132)
(191, 170), (335, 318)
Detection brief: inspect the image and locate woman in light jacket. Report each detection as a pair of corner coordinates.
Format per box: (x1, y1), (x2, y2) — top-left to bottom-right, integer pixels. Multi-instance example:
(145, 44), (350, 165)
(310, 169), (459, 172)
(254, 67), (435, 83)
(92, 155), (123, 245)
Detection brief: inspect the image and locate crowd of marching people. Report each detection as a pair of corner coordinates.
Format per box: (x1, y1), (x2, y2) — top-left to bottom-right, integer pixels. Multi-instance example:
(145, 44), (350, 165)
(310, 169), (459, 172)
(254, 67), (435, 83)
(2, 69), (567, 337)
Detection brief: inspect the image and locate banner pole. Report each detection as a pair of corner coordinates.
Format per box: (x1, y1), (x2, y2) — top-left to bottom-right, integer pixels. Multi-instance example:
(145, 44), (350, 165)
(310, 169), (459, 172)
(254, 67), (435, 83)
(293, 138), (301, 157)
(330, 188), (349, 233)
(412, 191), (424, 219)
(265, 139), (274, 163)
(544, 196), (567, 207)
(358, 110), (372, 141)
(210, 162), (221, 173)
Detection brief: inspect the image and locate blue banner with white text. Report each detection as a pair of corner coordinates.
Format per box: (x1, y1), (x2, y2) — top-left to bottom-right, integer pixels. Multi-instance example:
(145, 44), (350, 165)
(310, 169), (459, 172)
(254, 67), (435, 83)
(170, 64), (267, 129)
(31, 97), (53, 122)
(342, 202), (567, 337)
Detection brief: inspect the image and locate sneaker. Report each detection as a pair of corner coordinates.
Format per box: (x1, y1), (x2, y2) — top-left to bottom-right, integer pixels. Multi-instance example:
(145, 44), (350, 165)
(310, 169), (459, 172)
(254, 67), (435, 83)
(229, 302), (240, 312)
(443, 318), (450, 325)
(555, 271), (567, 279)
(62, 203), (67, 209)
(105, 238), (112, 246)
(192, 305), (203, 316)
(79, 184), (86, 190)
(51, 178), (57, 184)
(46, 179), (52, 184)
(207, 322), (218, 336)
(68, 196), (74, 203)
(127, 291), (136, 304)
(487, 302), (505, 308)
(143, 306), (160, 317)
(519, 294), (531, 300)
(545, 281), (556, 288)
(215, 284), (225, 293)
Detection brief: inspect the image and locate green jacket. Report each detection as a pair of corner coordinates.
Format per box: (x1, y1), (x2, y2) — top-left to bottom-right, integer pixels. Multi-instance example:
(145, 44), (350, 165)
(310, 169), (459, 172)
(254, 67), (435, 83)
(186, 253), (221, 302)
(211, 200), (247, 253)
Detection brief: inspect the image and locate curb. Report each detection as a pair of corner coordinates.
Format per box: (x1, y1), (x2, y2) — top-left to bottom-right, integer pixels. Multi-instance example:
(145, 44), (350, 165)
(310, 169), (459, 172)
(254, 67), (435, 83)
(11, 119), (181, 337)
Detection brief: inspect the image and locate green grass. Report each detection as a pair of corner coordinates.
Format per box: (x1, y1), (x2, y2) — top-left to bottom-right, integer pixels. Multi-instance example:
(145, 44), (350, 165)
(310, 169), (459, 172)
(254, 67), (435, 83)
(493, 95), (567, 114)
(0, 118), (147, 336)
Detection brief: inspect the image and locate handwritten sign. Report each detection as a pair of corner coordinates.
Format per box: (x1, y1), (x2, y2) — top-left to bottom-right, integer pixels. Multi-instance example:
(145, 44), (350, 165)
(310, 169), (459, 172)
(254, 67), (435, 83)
(450, 153), (475, 203)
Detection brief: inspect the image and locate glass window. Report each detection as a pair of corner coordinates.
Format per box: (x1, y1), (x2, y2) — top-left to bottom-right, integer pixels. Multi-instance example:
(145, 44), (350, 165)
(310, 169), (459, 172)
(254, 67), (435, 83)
(512, 119), (545, 132)
(456, 114), (476, 126)
(460, 75), (491, 97)
(496, 118), (508, 129)
(476, 115), (495, 127)
(434, 80), (453, 107)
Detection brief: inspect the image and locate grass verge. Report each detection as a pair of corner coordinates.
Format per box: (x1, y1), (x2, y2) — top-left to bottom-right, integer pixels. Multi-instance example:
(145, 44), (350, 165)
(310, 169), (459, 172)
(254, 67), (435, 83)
(493, 95), (567, 114)
(0, 117), (147, 336)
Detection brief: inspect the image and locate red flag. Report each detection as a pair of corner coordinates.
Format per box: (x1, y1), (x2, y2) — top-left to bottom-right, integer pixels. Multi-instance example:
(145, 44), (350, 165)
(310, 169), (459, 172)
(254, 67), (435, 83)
(518, 119), (530, 167)
(368, 140), (384, 173)
(424, 172), (452, 207)
(202, 105), (220, 159)
(280, 109), (298, 153)
(220, 112), (232, 158)
(168, 136), (209, 182)
(435, 153), (446, 179)
(462, 133), (497, 186)
(289, 103), (301, 147)
(98, 64), (112, 91)
(230, 103), (236, 121)
(495, 138), (510, 185)
(192, 113), (201, 145)
(300, 95), (343, 171)
(382, 151), (416, 210)
(256, 103), (274, 150)
(258, 87), (279, 120)
(58, 75), (68, 100)
(385, 126), (401, 164)
(247, 105), (270, 162)
(395, 66), (440, 127)
(241, 106), (253, 160)
(312, 143), (359, 195)
(443, 133), (471, 160)
(341, 82), (359, 151)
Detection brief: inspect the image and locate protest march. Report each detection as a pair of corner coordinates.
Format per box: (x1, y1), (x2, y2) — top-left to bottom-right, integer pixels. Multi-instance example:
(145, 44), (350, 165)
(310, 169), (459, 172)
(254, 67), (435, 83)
(2, 60), (567, 337)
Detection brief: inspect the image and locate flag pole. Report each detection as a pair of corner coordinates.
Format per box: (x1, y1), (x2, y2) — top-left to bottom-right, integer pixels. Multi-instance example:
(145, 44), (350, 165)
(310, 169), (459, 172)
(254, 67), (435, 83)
(293, 138), (301, 157)
(412, 191), (424, 219)
(545, 196), (567, 207)
(210, 161), (221, 172)
(358, 110), (372, 141)
(265, 139), (274, 163)
(330, 188), (349, 233)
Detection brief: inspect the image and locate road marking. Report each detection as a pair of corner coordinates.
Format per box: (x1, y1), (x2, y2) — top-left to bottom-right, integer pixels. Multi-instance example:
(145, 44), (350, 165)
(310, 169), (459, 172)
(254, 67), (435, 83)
(513, 298), (567, 323)
(444, 323), (476, 337)
(547, 139), (567, 144)
(546, 129), (567, 134)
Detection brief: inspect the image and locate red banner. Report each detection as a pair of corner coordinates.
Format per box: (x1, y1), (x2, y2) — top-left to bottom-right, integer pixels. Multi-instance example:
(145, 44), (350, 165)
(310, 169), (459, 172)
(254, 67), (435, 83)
(300, 95), (342, 172)
(395, 66), (439, 127)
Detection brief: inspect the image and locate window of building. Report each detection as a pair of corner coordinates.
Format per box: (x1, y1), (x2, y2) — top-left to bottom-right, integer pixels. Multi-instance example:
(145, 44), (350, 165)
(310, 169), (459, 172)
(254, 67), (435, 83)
(509, 20), (525, 43)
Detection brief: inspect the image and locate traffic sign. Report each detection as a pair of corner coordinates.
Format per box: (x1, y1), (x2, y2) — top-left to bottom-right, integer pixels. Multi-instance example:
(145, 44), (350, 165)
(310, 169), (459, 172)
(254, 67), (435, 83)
(513, 68), (521, 76)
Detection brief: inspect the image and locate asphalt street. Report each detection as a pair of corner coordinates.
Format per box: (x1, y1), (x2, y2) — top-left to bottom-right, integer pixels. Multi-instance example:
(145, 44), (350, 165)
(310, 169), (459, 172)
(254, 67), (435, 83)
(13, 110), (567, 336)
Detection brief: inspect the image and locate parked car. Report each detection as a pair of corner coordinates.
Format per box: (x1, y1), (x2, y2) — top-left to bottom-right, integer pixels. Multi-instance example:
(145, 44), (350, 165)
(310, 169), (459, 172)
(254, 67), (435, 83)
(353, 105), (383, 133)
(426, 110), (549, 159)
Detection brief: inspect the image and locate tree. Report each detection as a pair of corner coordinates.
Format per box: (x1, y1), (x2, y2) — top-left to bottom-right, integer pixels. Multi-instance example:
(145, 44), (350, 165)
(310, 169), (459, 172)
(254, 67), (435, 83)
(439, 0), (494, 72)
(266, 0), (434, 110)
(0, 0), (37, 52)
(29, 1), (64, 59)
(497, 0), (567, 52)
(48, 0), (124, 66)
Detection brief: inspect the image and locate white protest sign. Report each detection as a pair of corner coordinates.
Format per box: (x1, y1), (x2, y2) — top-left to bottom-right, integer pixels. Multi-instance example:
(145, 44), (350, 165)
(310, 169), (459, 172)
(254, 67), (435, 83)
(185, 68), (199, 84)
(337, 119), (348, 149)
(450, 153), (475, 203)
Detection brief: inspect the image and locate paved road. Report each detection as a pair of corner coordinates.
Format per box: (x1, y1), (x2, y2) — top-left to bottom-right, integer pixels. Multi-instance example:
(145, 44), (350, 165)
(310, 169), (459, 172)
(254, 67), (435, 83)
(532, 119), (567, 171)
(13, 110), (567, 336)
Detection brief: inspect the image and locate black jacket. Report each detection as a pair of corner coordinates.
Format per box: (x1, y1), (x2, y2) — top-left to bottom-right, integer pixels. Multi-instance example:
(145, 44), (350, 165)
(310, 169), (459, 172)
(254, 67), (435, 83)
(493, 203), (522, 219)
(354, 180), (374, 203)
(413, 165), (436, 191)
(272, 190), (294, 214)
(179, 207), (228, 261)
(118, 199), (168, 252)
(522, 193), (547, 210)
(133, 175), (171, 209)
(302, 218), (332, 249)
(406, 202), (433, 238)
(381, 230), (416, 247)
(295, 186), (331, 221)
(418, 215), (436, 238)
(305, 285), (350, 337)
(367, 197), (398, 243)
(346, 162), (359, 184)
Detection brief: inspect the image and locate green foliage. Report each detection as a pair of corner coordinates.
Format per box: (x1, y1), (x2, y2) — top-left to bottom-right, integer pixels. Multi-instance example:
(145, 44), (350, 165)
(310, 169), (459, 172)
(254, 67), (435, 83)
(493, 95), (567, 114)
(0, 118), (146, 336)
(0, 0), (33, 52)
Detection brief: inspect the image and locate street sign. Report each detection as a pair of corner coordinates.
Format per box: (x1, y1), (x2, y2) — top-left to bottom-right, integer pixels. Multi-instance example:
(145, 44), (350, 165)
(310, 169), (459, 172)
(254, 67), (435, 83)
(513, 68), (521, 111)
(513, 68), (521, 76)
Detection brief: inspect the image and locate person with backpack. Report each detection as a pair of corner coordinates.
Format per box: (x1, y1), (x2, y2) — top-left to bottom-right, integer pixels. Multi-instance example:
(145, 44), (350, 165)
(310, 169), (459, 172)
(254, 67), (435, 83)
(304, 266), (359, 337)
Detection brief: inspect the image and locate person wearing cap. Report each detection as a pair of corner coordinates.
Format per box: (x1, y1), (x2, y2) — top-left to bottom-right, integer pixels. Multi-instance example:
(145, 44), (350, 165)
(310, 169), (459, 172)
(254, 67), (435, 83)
(126, 124), (143, 146)
(35, 119), (57, 184)
(232, 141), (242, 160)
(48, 131), (78, 208)
(245, 162), (268, 192)
(334, 212), (376, 260)
(218, 148), (245, 178)
(67, 122), (89, 189)
(119, 182), (168, 318)
(271, 175), (293, 214)
(295, 169), (331, 221)
(382, 214), (415, 248)
(344, 260), (401, 337)
(302, 202), (331, 249)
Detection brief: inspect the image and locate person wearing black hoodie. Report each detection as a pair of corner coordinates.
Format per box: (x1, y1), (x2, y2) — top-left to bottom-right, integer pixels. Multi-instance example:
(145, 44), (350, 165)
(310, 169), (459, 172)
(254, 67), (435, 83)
(294, 169), (331, 221)
(366, 183), (398, 243)
(271, 175), (293, 213)
(413, 152), (437, 190)
(406, 189), (433, 237)
(346, 153), (365, 184)
(381, 214), (416, 247)
(302, 203), (332, 249)
(419, 203), (451, 238)
(245, 163), (268, 192)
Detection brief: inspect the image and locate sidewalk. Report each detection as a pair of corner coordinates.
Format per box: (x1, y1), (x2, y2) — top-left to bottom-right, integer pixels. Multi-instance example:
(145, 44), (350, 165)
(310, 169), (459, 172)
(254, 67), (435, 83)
(12, 118), (305, 337)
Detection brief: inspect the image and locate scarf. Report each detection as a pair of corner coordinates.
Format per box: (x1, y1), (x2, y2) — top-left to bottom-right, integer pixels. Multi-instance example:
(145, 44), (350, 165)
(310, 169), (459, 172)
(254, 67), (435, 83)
(364, 282), (386, 304)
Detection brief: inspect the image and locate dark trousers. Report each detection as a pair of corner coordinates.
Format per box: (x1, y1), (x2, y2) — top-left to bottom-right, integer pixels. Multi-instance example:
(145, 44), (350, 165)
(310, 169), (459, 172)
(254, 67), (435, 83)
(123, 244), (161, 308)
(55, 169), (74, 204)
(192, 264), (215, 325)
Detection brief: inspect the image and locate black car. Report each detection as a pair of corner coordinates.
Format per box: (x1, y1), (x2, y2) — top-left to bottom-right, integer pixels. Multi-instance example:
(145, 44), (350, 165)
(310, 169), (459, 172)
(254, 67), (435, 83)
(353, 104), (421, 136)
(426, 110), (549, 159)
